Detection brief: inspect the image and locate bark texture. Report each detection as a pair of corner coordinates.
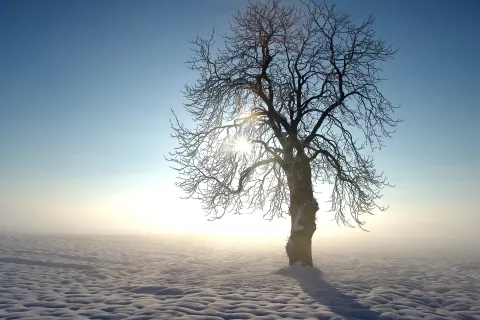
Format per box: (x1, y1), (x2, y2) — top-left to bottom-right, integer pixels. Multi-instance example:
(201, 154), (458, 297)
(285, 153), (319, 266)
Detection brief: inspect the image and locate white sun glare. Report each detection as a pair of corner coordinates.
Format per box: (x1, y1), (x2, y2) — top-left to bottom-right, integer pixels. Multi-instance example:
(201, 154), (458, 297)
(233, 137), (251, 154)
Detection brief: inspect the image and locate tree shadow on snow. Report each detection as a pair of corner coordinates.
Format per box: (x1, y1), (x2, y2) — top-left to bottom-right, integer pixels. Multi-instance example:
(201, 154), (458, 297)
(274, 264), (381, 320)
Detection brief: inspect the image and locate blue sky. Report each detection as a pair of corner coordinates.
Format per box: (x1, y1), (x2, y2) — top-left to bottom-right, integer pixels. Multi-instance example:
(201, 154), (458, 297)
(0, 0), (478, 242)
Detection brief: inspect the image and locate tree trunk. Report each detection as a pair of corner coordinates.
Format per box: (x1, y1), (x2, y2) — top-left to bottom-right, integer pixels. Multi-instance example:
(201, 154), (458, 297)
(285, 153), (319, 267)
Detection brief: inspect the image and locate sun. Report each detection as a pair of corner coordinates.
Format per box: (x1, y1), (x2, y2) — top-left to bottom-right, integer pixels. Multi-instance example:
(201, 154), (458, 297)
(233, 137), (251, 154)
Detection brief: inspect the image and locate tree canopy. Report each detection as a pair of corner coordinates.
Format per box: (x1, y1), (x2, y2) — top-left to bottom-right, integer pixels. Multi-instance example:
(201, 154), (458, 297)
(169, 0), (400, 230)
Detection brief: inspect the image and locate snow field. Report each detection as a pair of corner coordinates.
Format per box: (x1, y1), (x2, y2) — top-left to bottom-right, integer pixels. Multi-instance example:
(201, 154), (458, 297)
(0, 235), (479, 319)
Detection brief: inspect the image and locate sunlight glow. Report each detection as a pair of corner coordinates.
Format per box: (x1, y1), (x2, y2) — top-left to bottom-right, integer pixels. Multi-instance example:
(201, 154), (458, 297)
(233, 137), (251, 154)
(99, 183), (347, 239)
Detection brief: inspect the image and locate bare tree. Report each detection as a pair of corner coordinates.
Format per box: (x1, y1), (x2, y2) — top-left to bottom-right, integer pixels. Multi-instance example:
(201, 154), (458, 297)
(168, 0), (400, 267)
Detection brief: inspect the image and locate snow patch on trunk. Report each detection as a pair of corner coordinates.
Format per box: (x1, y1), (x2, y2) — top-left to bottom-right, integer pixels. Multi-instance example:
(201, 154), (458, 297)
(293, 202), (307, 231)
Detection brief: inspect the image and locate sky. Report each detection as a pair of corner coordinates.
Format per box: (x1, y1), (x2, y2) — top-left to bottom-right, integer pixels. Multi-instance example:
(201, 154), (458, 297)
(0, 0), (479, 246)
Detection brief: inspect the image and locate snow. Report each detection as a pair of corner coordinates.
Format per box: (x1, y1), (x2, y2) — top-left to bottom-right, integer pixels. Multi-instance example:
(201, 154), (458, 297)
(293, 202), (309, 232)
(0, 234), (479, 319)
(293, 212), (305, 232)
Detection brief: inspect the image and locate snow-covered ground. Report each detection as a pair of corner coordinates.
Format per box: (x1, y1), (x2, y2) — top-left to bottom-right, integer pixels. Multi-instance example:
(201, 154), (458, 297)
(0, 234), (479, 320)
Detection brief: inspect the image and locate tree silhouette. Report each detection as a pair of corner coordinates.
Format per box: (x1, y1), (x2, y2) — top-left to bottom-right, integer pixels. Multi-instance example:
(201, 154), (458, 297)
(168, 0), (400, 266)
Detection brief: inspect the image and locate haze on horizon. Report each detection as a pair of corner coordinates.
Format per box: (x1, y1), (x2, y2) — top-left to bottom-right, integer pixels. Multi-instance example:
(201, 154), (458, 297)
(0, 0), (478, 248)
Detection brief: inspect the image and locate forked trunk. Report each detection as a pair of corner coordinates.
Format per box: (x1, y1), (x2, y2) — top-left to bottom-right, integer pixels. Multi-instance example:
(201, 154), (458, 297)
(285, 153), (319, 267)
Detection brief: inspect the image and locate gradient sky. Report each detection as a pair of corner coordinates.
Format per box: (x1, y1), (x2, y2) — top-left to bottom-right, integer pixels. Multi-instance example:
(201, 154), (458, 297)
(1, 0), (479, 244)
